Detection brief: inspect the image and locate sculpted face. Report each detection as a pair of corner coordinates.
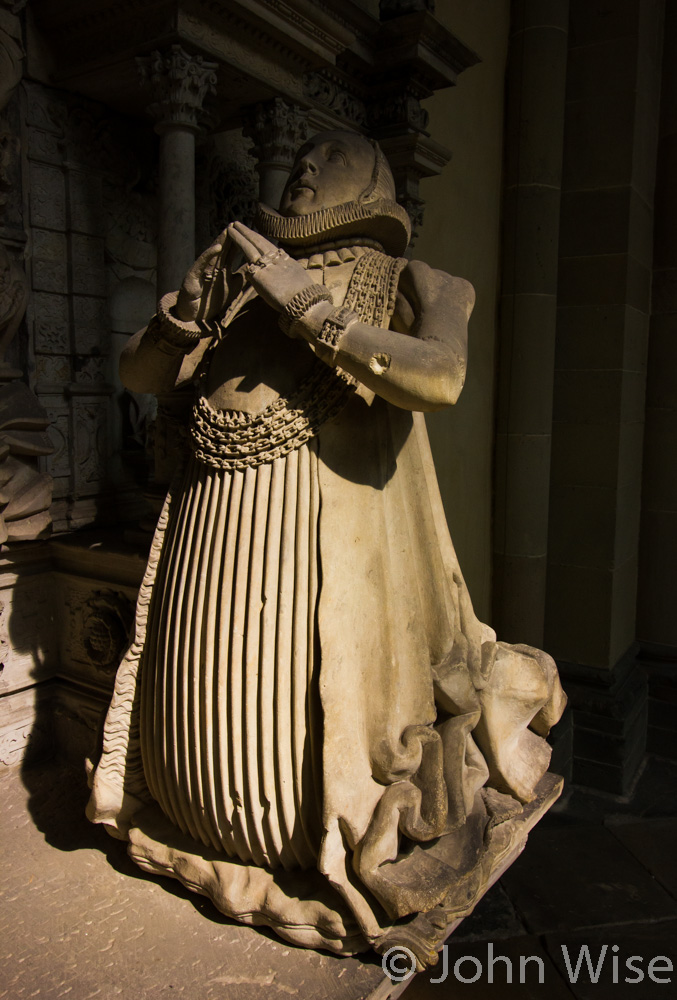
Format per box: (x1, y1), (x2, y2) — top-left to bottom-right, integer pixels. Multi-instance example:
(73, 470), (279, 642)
(279, 132), (376, 217)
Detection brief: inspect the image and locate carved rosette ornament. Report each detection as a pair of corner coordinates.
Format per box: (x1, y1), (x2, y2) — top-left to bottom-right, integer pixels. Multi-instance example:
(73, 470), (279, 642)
(136, 45), (217, 133)
(81, 591), (134, 674)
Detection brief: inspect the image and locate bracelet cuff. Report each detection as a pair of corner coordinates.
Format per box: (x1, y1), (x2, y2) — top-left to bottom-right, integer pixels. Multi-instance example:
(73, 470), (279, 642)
(279, 284), (334, 337)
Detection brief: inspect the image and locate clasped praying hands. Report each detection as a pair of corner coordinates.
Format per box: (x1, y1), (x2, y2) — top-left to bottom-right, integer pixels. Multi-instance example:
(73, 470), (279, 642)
(226, 221), (322, 319)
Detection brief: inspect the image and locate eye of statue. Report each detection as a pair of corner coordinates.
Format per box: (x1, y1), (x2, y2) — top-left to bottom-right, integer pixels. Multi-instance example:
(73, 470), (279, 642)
(327, 147), (347, 165)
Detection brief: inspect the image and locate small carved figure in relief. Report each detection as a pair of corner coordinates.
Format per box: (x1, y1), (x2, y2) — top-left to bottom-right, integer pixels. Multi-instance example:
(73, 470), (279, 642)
(87, 131), (566, 967)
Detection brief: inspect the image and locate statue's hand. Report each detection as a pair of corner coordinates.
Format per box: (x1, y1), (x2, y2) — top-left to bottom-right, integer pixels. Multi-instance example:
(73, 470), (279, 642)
(227, 222), (316, 319)
(175, 229), (230, 323)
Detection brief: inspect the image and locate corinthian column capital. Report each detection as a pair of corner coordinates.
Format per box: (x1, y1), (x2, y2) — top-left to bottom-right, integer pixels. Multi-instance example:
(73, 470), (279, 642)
(243, 98), (307, 172)
(136, 45), (218, 132)
(243, 98), (308, 208)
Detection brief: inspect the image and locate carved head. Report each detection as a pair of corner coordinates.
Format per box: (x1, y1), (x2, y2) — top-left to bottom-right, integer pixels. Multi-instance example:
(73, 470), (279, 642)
(257, 130), (410, 256)
(279, 131), (395, 217)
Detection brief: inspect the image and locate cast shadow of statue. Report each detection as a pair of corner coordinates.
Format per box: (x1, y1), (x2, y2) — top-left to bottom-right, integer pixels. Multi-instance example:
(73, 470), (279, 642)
(15, 685), (261, 933)
(1, 541), (227, 928)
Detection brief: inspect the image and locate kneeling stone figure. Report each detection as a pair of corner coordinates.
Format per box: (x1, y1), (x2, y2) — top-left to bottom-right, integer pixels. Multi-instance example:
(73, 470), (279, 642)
(87, 131), (566, 967)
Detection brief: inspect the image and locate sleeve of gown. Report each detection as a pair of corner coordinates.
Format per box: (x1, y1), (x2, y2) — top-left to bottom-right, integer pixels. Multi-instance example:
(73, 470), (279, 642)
(309, 260), (475, 412)
(118, 319), (213, 394)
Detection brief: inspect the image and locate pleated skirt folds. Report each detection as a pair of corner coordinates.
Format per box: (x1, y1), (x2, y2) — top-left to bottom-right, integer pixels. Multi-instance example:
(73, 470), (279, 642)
(140, 443), (323, 871)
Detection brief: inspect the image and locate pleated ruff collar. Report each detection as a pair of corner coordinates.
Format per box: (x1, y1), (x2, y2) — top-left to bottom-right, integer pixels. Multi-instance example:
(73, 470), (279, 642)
(297, 245), (373, 270)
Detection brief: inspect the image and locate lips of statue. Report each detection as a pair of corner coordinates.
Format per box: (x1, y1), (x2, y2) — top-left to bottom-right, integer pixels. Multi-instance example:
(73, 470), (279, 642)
(279, 133), (376, 217)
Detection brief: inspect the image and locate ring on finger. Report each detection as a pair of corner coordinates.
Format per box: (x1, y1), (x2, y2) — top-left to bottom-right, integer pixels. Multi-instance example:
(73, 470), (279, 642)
(244, 247), (289, 276)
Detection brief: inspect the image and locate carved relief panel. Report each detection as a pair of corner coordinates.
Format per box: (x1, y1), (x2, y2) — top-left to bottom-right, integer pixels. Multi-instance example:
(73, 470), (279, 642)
(23, 81), (159, 530)
(57, 574), (135, 690)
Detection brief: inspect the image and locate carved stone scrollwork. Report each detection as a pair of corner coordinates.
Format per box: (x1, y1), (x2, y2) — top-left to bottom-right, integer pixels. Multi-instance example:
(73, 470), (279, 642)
(369, 91), (429, 134)
(302, 72), (367, 129)
(136, 45), (218, 132)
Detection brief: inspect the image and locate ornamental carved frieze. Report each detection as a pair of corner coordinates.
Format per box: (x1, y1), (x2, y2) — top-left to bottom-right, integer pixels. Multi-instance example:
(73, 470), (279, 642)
(302, 72), (367, 129)
(137, 45), (218, 131)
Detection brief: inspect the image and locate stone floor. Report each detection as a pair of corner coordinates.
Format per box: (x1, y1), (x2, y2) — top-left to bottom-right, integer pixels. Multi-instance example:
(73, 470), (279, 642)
(1, 755), (676, 1000)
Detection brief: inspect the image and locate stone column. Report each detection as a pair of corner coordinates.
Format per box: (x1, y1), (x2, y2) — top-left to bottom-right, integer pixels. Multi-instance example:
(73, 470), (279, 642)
(637, 0), (677, 759)
(492, 0), (570, 646)
(137, 45), (217, 298)
(546, 0), (665, 794)
(136, 46), (217, 495)
(243, 98), (307, 210)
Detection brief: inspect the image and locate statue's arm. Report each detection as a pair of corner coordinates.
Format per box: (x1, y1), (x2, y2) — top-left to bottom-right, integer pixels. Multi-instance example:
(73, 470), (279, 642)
(120, 228), (233, 393)
(119, 323), (211, 394)
(302, 260), (474, 412)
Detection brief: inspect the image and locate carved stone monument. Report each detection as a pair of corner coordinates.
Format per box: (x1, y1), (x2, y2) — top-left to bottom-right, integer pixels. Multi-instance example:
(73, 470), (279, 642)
(87, 131), (566, 970)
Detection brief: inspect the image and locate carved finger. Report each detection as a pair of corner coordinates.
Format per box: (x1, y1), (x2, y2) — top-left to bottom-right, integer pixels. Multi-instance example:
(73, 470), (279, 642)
(227, 224), (261, 263)
(230, 221), (277, 257)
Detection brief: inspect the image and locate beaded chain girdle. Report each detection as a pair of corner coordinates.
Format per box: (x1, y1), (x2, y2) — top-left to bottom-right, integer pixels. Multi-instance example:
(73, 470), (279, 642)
(190, 249), (406, 471)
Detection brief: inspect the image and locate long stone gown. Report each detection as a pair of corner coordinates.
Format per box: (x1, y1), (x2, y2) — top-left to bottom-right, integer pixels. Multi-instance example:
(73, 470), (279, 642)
(87, 244), (566, 961)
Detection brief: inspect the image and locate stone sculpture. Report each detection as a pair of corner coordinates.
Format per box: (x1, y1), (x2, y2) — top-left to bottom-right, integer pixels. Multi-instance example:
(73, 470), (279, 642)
(0, 0), (54, 542)
(87, 131), (566, 968)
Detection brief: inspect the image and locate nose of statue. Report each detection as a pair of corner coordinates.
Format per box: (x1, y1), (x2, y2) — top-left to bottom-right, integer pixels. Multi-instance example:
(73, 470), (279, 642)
(297, 156), (318, 176)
